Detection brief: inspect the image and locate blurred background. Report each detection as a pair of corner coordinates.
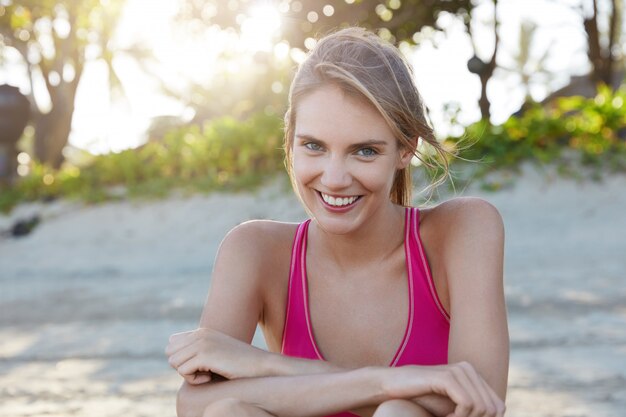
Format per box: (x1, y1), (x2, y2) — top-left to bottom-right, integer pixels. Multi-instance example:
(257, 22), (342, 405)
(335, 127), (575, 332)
(0, 0), (624, 201)
(0, 1), (625, 416)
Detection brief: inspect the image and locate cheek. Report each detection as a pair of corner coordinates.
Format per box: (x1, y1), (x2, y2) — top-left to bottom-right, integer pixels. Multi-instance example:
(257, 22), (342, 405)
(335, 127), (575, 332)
(292, 152), (317, 187)
(352, 160), (398, 191)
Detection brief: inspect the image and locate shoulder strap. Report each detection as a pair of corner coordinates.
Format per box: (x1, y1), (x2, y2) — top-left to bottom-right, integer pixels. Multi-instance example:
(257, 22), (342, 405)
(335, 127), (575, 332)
(281, 220), (320, 358)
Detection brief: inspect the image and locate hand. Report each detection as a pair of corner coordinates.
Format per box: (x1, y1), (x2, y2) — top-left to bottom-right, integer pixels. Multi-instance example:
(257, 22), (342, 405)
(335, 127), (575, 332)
(383, 362), (505, 417)
(165, 328), (269, 385)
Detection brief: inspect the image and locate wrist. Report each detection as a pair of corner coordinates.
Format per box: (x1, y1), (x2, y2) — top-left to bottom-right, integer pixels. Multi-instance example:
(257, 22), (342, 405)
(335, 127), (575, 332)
(353, 366), (390, 405)
(378, 366), (400, 399)
(380, 365), (429, 400)
(259, 350), (286, 377)
(263, 351), (350, 377)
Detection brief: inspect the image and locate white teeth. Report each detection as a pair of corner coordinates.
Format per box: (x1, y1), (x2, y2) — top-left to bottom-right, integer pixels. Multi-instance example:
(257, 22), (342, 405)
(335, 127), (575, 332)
(321, 193), (359, 207)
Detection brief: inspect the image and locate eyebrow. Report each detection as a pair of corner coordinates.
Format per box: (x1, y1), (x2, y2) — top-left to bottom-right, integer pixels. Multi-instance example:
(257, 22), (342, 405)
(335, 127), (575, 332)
(295, 133), (389, 148)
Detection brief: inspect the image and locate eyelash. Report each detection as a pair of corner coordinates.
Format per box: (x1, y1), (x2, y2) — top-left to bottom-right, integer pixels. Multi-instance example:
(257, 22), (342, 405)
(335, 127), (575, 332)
(304, 142), (323, 151)
(356, 147), (378, 157)
(303, 142), (379, 157)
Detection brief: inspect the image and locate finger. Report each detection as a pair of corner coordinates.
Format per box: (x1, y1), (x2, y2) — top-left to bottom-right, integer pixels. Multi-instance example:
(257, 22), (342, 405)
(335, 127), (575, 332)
(168, 343), (199, 369)
(186, 372), (212, 385)
(432, 372), (473, 417)
(464, 366), (504, 417)
(165, 339), (191, 357)
(451, 366), (484, 417)
(477, 377), (505, 417)
(456, 364), (497, 417)
(167, 330), (207, 357)
(168, 330), (198, 344)
(448, 381), (473, 417)
(166, 331), (199, 355)
(178, 356), (209, 378)
(195, 372), (212, 384)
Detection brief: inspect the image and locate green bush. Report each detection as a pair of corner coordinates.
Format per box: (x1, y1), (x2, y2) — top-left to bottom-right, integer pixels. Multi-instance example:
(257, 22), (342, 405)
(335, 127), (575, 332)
(448, 83), (626, 176)
(3, 84), (626, 213)
(1, 113), (285, 212)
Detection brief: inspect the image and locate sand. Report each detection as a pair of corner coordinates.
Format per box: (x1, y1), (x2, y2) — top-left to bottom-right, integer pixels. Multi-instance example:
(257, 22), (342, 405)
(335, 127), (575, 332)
(1, 165), (625, 417)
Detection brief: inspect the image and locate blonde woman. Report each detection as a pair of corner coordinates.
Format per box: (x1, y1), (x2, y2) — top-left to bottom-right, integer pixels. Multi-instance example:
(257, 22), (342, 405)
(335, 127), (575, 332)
(166, 27), (509, 417)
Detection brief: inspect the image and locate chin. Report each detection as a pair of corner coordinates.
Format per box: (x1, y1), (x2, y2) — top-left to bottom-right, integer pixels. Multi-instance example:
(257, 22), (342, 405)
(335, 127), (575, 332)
(312, 216), (360, 236)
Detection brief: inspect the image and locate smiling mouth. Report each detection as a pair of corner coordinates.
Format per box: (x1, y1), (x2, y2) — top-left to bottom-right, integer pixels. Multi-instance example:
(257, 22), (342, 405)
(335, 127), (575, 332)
(317, 191), (362, 208)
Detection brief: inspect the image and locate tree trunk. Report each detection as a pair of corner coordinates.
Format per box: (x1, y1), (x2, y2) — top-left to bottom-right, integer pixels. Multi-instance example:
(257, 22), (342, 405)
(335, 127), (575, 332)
(33, 60), (82, 169)
(31, 7), (84, 169)
(584, 0), (619, 87)
(478, 73), (491, 120)
(466, 0), (499, 121)
(33, 102), (75, 169)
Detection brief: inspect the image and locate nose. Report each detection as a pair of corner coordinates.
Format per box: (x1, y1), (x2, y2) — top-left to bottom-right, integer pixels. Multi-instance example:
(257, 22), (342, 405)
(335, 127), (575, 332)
(320, 156), (352, 190)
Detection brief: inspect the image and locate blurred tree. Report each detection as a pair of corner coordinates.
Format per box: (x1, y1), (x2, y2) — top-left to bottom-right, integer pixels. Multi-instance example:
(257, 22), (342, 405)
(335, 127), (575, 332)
(499, 20), (555, 105)
(0, 0), (125, 168)
(580, 0), (623, 86)
(466, 0), (499, 120)
(146, 49), (292, 129)
(532, 0), (624, 107)
(177, 0), (507, 120)
(178, 0), (474, 49)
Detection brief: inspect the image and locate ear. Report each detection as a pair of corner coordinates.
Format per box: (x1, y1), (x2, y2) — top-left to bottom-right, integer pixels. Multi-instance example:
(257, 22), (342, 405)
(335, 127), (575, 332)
(397, 145), (415, 170)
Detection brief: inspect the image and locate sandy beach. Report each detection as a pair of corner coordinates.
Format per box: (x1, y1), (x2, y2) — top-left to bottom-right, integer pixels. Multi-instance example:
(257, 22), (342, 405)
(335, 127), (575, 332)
(1, 165), (625, 417)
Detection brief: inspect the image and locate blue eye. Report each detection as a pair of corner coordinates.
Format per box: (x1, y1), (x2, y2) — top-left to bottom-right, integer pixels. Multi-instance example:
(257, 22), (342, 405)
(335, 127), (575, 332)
(356, 147), (378, 157)
(305, 142), (323, 151)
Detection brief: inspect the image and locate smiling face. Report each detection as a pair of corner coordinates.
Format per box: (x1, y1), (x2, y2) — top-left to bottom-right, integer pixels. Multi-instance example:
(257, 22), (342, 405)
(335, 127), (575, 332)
(292, 84), (412, 235)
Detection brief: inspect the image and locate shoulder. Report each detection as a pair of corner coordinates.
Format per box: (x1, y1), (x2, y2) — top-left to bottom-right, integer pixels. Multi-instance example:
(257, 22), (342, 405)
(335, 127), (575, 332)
(217, 220), (299, 267)
(221, 219), (299, 249)
(422, 196), (503, 226)
(421, 196), (504, 250)
(420, 197), (504, 285)
(200, 220), (300, 339)
(203, 220), (299, 324)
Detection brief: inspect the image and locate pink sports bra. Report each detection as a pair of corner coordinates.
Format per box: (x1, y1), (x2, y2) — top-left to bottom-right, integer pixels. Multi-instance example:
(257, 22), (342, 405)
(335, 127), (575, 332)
(281, 207), (450, 417)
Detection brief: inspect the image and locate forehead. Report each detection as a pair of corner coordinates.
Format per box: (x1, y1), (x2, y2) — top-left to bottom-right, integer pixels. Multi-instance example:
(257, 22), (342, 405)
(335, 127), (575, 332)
(294, 85), (395, 145)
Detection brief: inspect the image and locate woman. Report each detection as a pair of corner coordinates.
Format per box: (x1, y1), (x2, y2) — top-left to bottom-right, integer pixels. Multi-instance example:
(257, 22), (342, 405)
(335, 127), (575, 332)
(166, 27), (509, 417)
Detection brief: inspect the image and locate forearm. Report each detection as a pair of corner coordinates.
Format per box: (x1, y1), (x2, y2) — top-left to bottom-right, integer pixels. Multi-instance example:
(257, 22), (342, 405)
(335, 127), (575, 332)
(177, 366), (387, 417)
(264, 350), (345, 376)
(168, 332), (454, 417)
(264, 353), (455, 417)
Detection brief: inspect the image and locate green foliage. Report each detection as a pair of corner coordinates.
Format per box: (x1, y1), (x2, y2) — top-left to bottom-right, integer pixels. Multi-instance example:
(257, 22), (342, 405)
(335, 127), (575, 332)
(448, 84), (626, 178)
(3, 85), (626, 213)
(1, 0), (126, 167)
(0, 113), (285, 212)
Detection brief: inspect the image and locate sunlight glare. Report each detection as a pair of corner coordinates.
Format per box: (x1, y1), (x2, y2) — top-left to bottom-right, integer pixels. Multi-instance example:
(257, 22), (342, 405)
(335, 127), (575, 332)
(241, 3), (282, 52)
(274, 40), (290, 60)
(290, 47), (307, 64)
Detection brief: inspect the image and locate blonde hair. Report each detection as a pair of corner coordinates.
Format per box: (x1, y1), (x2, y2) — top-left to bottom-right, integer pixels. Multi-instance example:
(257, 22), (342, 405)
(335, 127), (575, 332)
(283, 27), (450, 206)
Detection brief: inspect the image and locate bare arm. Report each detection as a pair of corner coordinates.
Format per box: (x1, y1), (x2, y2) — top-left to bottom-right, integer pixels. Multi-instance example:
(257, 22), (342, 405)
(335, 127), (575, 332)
(176, 366), (387, 417)
(167, 222), (390, 416)
(167, 328), (473, 417)
(174, 362), (497, 417)
(168, 212), (507, 417)
(441, 198), (510, 401)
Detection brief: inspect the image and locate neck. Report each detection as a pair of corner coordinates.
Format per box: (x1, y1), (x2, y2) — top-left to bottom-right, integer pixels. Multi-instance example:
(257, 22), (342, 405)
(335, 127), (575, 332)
(308, 203), (407, 271)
